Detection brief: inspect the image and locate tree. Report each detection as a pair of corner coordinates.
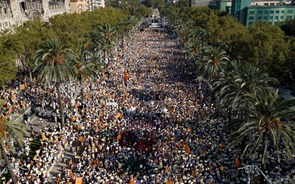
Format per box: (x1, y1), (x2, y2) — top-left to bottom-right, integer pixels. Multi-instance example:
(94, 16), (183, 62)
(33, 39), (77, 127)
(74, 41), (104, 106)
(214, 61), (277, 110)
(0, 32), (19, 87)
(247, 23), (287, 73)
(0, 114), (27, 184)
(14, 19), (56, 80)
(97, 24), (118, 64)
(195, 45), (229, 82)
(229, 89), (295, 168)
(280, 18), (295, 37)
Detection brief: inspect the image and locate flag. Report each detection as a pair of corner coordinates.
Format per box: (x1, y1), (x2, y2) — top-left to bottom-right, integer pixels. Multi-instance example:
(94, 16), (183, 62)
(19, 84), (25, 90)
(184, 144), (191, 154)
(75, 177), (83, 184)
(234, 156), (241, 169)
(78, 136), (85, 142)
(114, 113), (122, 119)
(41, 132), (46, 140)
(123, 69), (129, 84)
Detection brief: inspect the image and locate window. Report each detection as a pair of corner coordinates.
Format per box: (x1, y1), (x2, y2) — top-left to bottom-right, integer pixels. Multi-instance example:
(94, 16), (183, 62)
(249, 11), (255, 14)
(264, 11), (268, 14)
(257, 16), (262, 20)
(275, 16), (279, 19)
(270, 3), (275, 5)
(248, 16), (254, 20)
(280, 16), (284, 19)
(248, 22), (253, 26)
(276, 10), (279, 14)
(287, 10), (293, 14)
(264, 3), (268, 5)
(258, 10), (263, 14)
(287, 16), (293, 20)
(281, 10), (285, 13)
(265, 16), (269, 20)
(270, 11), (274, 14)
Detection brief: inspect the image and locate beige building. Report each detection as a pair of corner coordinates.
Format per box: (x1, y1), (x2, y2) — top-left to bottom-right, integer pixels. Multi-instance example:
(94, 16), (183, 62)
(87, 0), (105, 10)
(0, 0), (70, 31)
(70, 0), (88, 13)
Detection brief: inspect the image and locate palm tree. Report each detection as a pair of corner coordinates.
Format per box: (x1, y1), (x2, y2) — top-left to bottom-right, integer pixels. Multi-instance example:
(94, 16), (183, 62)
(74, 51), (103, 106)
(214, 61), (277, 110)
(196, 45), (229, 82)
(229, 89), (295, 168)
(83, 32), (100, 60)
(117, 17), (134, 47)
(0, 114), (27, 184)
(33, 39), (77, 127)
(97, 24), (118, 64)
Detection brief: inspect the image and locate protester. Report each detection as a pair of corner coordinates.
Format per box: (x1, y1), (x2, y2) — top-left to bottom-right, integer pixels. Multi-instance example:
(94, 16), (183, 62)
(1, 26), (294, 184)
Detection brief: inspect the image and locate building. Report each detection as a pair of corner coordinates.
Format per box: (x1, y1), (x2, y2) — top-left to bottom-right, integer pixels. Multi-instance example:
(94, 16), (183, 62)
(190, 0), (212, 7)
(210, 0), (295, 26)
(87, 0), (105, 10)
(231, 0), (295, 26)
(243, 5), (295, 26)
(0, 0), (70, 31)
(70, 0), (88, 13)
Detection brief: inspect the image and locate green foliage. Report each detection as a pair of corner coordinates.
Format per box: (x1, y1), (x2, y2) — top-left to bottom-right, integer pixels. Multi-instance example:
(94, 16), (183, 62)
(14, 19), (56, 73)
(229, 89), (295, 164)
(107, 0), (152, 17)
(162, 6), (292, 86)
(0, 34), (18, 87)
(280, 18), (295, 37)
(49, 8), (127, 52)
(247, 23), (288, 72)
(33, 39), (77, 83)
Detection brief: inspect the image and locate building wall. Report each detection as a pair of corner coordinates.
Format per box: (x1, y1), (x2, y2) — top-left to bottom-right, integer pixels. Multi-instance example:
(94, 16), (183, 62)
(231, 0), (251, 24)
(0, 0), (70, 31)
(246, 6), (295, 26)
(190, 0), (212, 7)
(70, 0), (88, 13)
(87, 0), (105, 10)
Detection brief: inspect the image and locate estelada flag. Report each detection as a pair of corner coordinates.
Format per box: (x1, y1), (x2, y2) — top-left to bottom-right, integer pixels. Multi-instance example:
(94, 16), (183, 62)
(19, 84), (25, 90)
(75, 177), (83, 184)
(165, 180), (174, 184)
(70, 170), (75, 179)
(41, 132), (46, 140)
(78, 136), (85, 142)
(184, 144), (191, 154)
(165, 165), (169, 173)
(123, 69), (129, 82)
(129, 177), (135, 184)
(114, 113), (122, 119)
(235, 156), (241, 168)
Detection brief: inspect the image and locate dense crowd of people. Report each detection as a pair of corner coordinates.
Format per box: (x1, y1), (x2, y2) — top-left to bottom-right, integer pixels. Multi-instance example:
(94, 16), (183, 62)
(0, 26), (294, 184)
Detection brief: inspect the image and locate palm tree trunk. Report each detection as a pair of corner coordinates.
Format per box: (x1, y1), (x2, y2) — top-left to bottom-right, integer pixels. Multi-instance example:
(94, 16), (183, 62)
(56, 82), (64, 128)
(0, 143), (17, 184)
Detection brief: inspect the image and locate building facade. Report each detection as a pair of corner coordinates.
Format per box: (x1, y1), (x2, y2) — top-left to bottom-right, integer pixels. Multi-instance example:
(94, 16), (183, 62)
(0, 0), (70, 31)
(245, 6), (295, 26)
(87, 0), (105, 10)
(210, 0), (295, 26)
(70, 0), (88, 13)
(190, 0), (212, 6)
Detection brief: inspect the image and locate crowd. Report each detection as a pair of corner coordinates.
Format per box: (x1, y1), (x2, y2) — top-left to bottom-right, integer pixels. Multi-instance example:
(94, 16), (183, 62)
(0, 26), (294, 184)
